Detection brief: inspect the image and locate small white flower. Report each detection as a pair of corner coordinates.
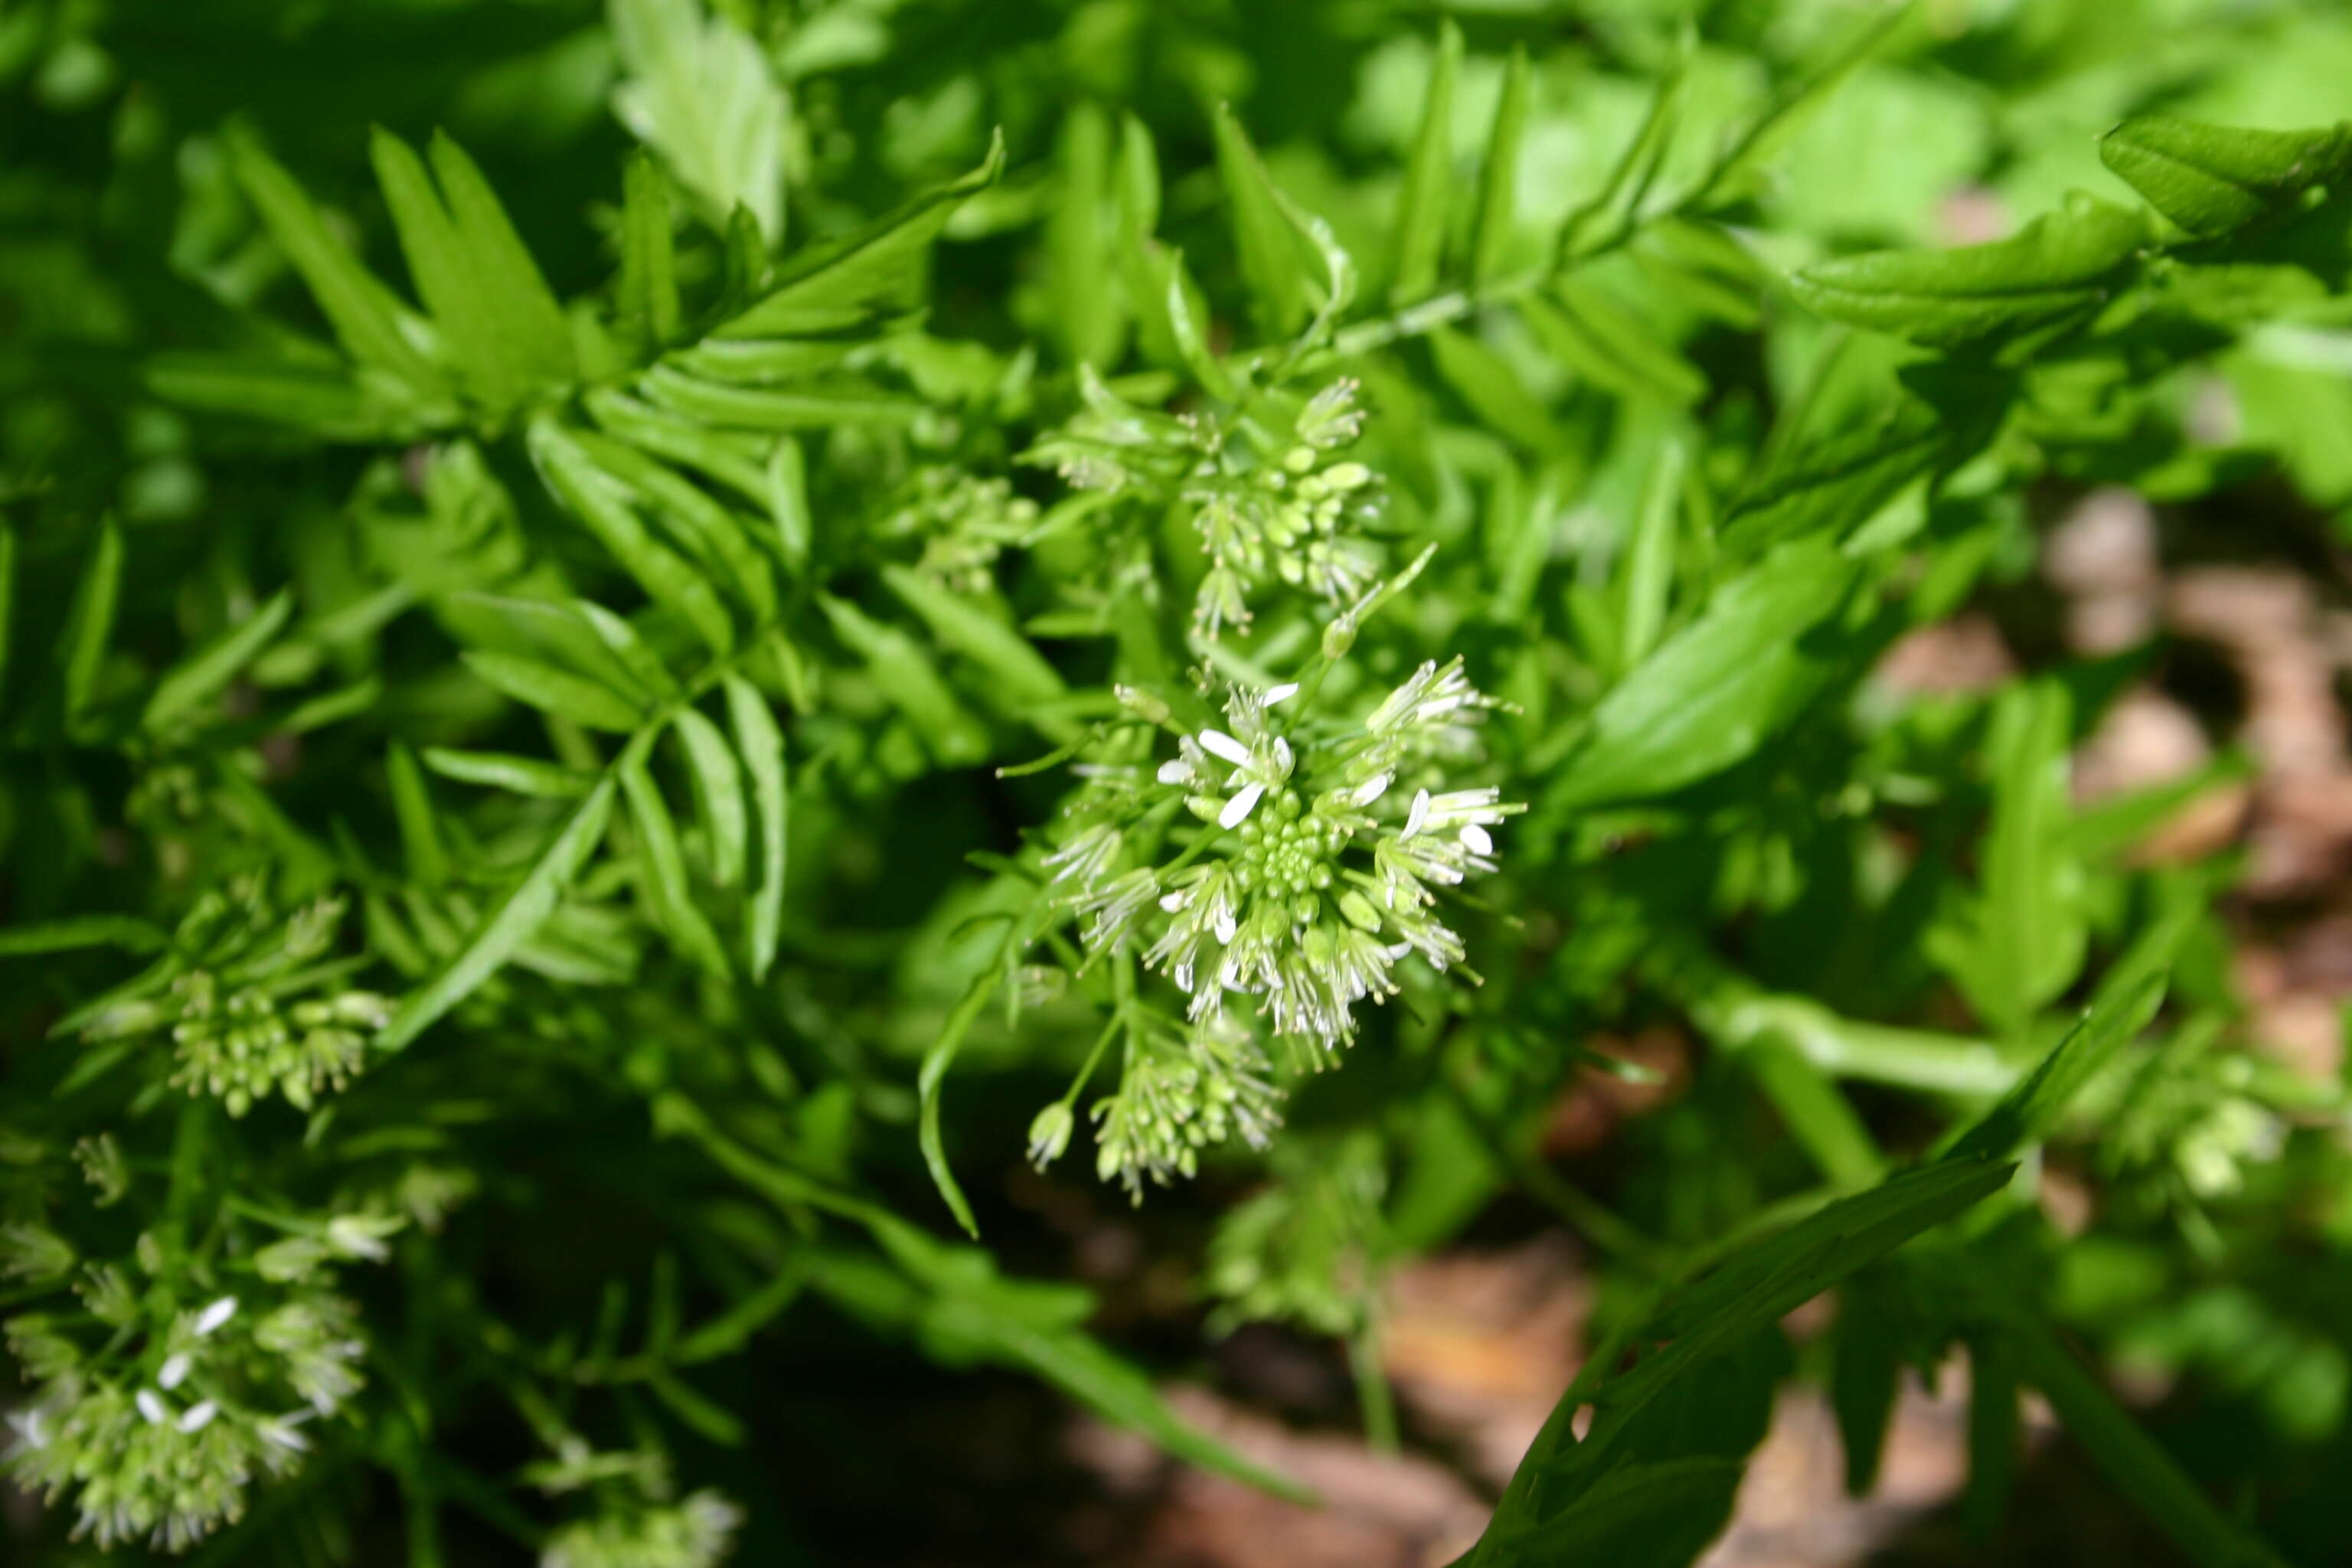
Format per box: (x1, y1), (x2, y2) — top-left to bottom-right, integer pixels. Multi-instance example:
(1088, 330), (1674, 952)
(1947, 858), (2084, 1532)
(1219, 782), (1266, 828)
(136, 1390), (169, 1426)
(158, 1353), (192, 1390)
(178, 1400), (219, 1434)
(194, 1295), (239, 1336)
(1198, 730), (1252, 766)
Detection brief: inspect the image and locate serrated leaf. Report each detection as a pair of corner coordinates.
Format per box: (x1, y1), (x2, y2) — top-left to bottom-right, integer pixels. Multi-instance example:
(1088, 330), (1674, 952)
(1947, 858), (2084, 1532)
(722, 674), (788, 980)
(421, 747), (601, 799)
(462, 650), (645, 732)
(1389, 19), (1460, 306)
(142, 590), (294, 733)
(1547, 539), (1870, 811)
(717, 132), (1002, 341)
(2100, 116), (2352, 238)
(1789, 198), (2151, 351)
(670, 706), (746, 889)
(611, 0), (789, 243)
(378, 776), (618, 1050)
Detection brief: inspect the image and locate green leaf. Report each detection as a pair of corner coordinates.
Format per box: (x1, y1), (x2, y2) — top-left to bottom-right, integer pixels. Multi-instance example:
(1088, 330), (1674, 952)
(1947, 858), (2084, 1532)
(669, 706), (746, 890)
(1617, 437), (1684, 671)
(1942, 970), (2168, 1163)
(387, 740), (450, 885)
(1721, 395), (1952, 557)
(621, 756), (730, 975)
(371, 128), (521, 410)
(717, 132), (1002, 341)
(1468, 47), (1530, 289)
(421, 747), (602, 799)
(564, 427), (777, 624)
(528, 417), (738, 655)
(145, 355), (416, 439)
(142, 590), (295, 733)
(1388, 19), (1460, 306)
(1547, 539), (1870, 811)
(611, 0), (789, 243)
(818, 594), (988, 766)
(424, 132), (577, 390)
(1047, 103), (1125, 368)
(916, 973), (998, 1238)
(1929, 681), (2089, 1037)
(1789, 197), (2151, 352)
(227, 128), (447, 396)
(880, 564), (1070, 719)
(1965, 1330), (2019, 1540)
(1468, 1158), (2012, 1566)
(56, 518), (122, 730)
(1212, 103), (1312, 338)
(619, 150), (684, 351)
(636, 367), (925, 430)
(764, 436), (812, 573)
(2100, 116), (2352, 238)
(462, 650), (645, 732)
(0, 916), (170, 958)
(378, 776), (618, 1050)
(722, 674), (788, 981)
(1524, 282), (1705, 407)
(0, 524), (14, 717)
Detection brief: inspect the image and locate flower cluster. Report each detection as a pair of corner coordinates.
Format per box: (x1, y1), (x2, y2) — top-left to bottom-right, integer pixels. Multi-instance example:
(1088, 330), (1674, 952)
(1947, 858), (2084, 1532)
(1089, 1014), (1283, 1198)
(1027, 373), (1383, 635)
(1066, 662), (1517, 1047)
(1034, 658), (1517, 1194)
(530, 1443), (742, 1568)
(4, 1240), (370, 1551)
(875, 464), (1042, 595)
(77, 887), (390, 1116)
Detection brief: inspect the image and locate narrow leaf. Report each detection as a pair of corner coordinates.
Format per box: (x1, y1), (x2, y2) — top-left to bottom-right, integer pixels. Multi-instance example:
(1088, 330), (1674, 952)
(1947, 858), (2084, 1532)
(1389, 20), (1460, 305)
(378, 776), (618, 1050)
(619, 149), (683, 350)
(2100, 116), (2352, 237)
(143, 590), (295, 733)
(621, 756), (730, 975)
(1942, 970), (2168, 1163)
(462, 650), (646, 732)
(670, 706), (747, 889)
(721, 675), (788, 980)
(1468, 48), (1530, 289)
(57, 519), (123, 729)
(421, 747), (601, 799)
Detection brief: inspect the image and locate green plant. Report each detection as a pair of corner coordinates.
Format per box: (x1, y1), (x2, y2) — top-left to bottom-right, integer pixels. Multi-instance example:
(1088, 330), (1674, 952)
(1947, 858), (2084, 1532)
(7, 1), (2352, 1563)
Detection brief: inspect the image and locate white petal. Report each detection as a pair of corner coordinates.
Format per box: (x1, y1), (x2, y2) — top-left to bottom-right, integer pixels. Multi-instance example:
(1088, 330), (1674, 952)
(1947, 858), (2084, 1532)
(1352, 771), (1392, 805)
(1263, 682), (1300, 706)
(1461, 824), (1494, 855)
(1212, 910), (1239, 944)
(1218, 782), (1265, 829)
(1272, 737), (1294, 776)
(1198, 729), (1253, 766)
(136, 1390), (168, 1426)
(158, 1354), (191, 1391)
(194, 1296), (238, 1336)
(260, 1420), (309, 1453)
(1158, 891), (1188, 913)
(178, 1401), (218, 1435)
(1405, 789), (1430, 838)
(1157, 758), (1194, 785)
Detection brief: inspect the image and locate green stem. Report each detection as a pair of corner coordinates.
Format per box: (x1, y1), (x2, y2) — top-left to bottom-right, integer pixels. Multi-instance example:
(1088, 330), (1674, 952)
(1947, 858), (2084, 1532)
(1350, 1317), (1400, 1454)
(2009, 1312), (2292, 1568)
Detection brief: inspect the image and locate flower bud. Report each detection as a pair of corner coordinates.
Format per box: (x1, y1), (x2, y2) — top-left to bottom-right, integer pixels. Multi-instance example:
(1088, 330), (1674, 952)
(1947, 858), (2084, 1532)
(1027, 1102), (1076, 1168)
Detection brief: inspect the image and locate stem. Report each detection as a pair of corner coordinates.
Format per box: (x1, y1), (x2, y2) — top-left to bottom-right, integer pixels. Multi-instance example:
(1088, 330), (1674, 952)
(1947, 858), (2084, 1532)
(2009, 1312), (2292, 1568)
(1350, 1318), (1400, 1454)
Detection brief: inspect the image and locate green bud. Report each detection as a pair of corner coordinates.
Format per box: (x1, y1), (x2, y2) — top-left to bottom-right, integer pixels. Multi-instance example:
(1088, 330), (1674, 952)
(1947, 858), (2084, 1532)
(1321, 614), (1357, 660)
(1338, 890), (1383, 932)
(1027, 1102), (1076, 1167)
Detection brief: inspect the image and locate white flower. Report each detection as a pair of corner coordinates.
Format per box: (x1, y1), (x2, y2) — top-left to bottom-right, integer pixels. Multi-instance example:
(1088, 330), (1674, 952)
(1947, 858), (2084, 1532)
(177, 1400), (219, 1434)
(158, 1352), (192, 1390)
(193, 1295), (238, 1336)
(136, 1389), (169, 1426)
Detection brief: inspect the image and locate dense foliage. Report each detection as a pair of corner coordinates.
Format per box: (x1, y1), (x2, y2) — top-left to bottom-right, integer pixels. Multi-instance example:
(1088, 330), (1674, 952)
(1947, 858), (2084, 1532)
(6, 1), (2352, 1563)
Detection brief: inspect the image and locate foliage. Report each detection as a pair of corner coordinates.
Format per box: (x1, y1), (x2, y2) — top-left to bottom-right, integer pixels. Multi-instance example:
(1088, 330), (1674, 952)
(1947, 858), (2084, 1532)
(6, 1), (2352, 1564)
